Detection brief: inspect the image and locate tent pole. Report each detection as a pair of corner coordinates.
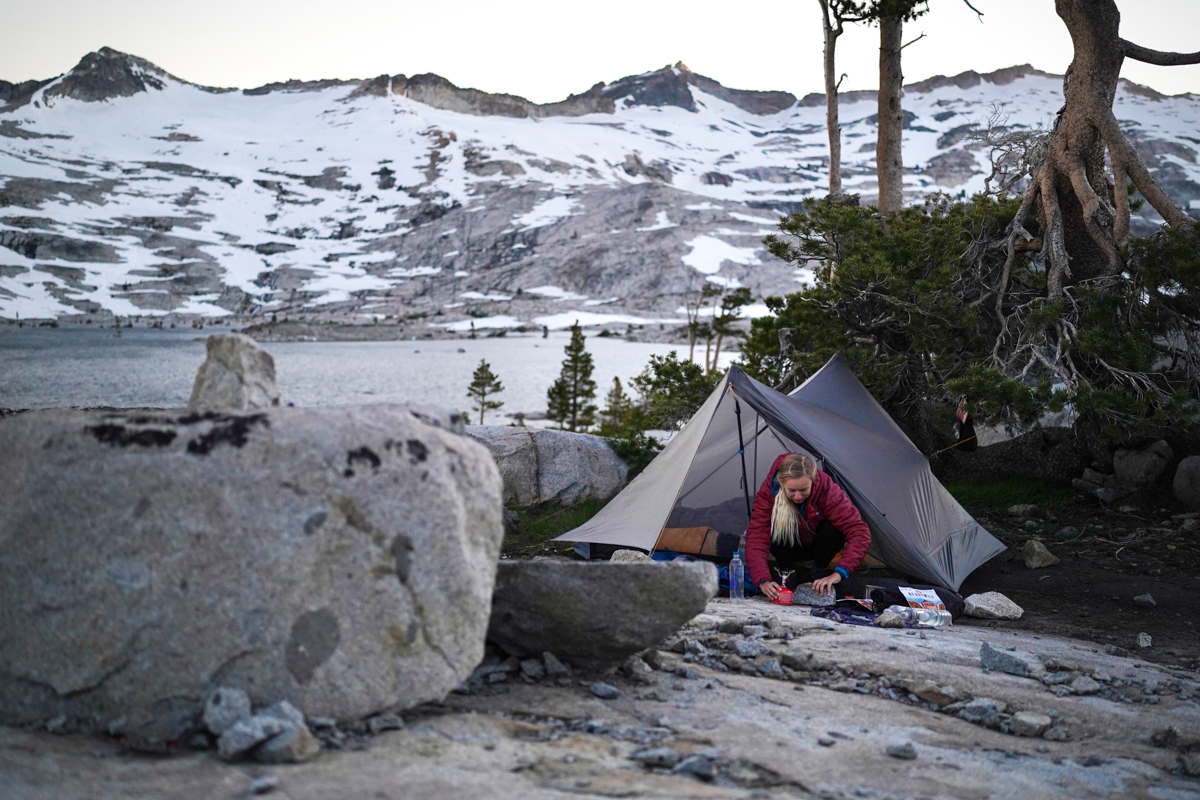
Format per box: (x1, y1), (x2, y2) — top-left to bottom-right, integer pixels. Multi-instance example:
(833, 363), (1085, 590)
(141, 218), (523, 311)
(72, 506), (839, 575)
(734, 396), (752, 524)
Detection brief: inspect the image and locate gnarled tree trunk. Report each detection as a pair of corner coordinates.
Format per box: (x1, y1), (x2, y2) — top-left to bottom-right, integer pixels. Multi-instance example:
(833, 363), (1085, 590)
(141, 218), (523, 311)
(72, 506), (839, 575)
(993, 0), (1199, 400)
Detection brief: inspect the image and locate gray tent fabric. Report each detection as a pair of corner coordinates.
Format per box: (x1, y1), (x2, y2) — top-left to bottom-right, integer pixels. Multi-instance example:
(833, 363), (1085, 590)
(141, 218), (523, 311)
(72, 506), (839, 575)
(557, 354), (1004, 591)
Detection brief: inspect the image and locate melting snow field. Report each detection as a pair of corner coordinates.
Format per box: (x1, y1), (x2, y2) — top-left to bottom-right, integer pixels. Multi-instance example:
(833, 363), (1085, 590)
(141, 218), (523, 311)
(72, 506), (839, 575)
(0, 327), (727, 424)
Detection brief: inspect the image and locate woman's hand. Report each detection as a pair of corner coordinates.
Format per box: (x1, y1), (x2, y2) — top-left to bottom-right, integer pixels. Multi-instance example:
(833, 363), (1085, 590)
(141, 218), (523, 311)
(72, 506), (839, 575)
(812, 571), (843, 596)
(758, 581), (783, 601)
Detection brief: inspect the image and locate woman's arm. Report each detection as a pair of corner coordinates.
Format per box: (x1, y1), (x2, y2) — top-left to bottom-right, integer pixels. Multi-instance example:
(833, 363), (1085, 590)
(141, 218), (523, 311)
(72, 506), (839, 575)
(813, 474), (872, 574)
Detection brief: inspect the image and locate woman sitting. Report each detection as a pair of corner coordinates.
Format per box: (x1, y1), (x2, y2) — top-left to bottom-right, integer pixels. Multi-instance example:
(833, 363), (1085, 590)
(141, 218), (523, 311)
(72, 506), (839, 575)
(746, 452), (871, 599)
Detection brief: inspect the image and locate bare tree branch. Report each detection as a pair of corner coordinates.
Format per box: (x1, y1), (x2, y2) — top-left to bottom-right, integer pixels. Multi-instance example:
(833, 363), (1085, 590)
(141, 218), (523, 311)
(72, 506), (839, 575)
(1121, 39), (1200, 66)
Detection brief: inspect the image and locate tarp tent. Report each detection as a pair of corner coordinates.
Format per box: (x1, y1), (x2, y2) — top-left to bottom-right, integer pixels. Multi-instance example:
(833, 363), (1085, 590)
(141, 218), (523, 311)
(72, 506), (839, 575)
(556, 355), (1004, 591)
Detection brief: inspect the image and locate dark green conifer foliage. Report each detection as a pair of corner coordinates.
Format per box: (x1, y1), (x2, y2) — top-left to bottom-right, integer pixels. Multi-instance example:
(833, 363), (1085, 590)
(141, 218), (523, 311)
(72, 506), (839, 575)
(547, 323), (597, 431)
(467, 359), (504, 425)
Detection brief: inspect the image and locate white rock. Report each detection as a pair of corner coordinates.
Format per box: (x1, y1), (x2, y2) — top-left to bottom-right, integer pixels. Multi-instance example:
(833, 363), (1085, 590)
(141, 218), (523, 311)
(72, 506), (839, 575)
(1114, 440), (1172, 487)
(1138, 632), (1153, 649)
(611, 549), (652, 563)
(188, 333), (281, 412)
(964, 592), (1024, 620)
(1174, 457), (1200, 511)
(464, 426), (628, 505)
(0, 405), (503, 744)
(1021, 540), (1059, 569)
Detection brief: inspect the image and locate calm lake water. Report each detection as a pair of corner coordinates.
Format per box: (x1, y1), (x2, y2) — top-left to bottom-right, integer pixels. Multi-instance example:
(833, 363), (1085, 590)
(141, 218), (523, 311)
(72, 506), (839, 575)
(0, 326), (708, 424)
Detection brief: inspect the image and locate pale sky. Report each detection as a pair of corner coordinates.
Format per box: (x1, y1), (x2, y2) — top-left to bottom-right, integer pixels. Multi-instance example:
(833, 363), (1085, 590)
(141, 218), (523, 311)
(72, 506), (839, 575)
(3, 0), (1198, 102)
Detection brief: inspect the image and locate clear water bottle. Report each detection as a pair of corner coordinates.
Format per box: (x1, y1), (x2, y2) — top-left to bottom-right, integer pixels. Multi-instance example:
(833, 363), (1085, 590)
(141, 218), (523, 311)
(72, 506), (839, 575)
(729, 553), (745, 600)
(884, 605), (952, 629)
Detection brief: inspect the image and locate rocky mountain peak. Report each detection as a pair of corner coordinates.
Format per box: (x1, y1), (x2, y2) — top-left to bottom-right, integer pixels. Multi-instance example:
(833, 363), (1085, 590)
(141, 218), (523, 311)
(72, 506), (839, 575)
(41, 47), (178, 103)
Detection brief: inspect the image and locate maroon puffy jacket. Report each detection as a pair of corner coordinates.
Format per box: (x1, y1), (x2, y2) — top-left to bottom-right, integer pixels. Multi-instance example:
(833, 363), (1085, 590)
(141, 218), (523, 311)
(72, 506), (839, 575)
(745, 453), (871, 587)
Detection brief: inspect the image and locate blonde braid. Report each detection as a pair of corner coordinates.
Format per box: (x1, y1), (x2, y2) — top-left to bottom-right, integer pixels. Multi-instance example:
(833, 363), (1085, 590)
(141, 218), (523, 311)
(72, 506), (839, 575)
(770, 453), (816, 547)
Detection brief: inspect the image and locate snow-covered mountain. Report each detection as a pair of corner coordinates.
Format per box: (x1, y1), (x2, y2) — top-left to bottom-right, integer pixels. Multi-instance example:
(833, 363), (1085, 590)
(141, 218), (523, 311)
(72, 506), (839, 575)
(1, 48), (1198, 328)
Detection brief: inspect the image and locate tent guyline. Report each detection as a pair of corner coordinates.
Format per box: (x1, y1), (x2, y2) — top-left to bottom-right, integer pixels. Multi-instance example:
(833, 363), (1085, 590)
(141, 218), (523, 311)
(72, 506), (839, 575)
(734, 395), (752, 525)
(556, 355), (1005, 591)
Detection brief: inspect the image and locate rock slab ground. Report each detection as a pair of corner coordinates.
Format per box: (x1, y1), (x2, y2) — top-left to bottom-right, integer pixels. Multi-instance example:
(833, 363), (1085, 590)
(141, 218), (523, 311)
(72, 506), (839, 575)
(5, 597), (1200, 799)
(487, 560), (718, 666)
(0, 404), (503, 746)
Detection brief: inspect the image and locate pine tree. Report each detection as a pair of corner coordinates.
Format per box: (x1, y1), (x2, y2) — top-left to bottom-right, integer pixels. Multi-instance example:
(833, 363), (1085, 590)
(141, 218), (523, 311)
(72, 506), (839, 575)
(546, 322), (597, 431)
(467, 359), (504, 424)
(600, 376), (633, 434)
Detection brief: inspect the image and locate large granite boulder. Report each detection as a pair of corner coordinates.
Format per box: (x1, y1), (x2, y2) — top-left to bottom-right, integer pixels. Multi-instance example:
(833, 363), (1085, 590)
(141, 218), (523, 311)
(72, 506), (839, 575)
(188, 333), (281, 412)
(487, 560), (718, 667)
(1174, 456), (1200, 511)
(1113, 440), (1172, 488)
(465, 426), (627, 506)
(0, 404), (503, 746)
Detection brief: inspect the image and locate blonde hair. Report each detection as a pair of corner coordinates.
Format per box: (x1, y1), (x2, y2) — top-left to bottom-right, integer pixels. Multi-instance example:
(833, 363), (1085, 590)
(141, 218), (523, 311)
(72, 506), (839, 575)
(770, 453), (817, 548)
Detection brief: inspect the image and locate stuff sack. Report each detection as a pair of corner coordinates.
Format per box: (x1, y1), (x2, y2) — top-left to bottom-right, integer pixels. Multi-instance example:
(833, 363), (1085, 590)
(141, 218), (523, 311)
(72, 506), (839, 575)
(836, 575), (965, 620)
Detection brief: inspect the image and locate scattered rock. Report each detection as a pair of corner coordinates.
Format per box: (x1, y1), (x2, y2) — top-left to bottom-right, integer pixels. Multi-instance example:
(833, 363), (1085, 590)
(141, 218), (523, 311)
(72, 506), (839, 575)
(366, 714), (404, 734)
(1023, 519), (1040, 531)
(1011, 712), (1052, 737)
(1007, 504), (1040, 518)
(487, 561), (718, 667)
(877, 610), (905, 629)
(886, 742), (917, 760)
(0, 405), (504, 742)
(980, 642), (1044, 678)
(204, 688), (251, 736)
(255, 722), (320, 764)
(1104, 644), (1129, 658)
(520, 658), (547, 679)
(1183, 518), (1200, 532)
(1068, 676), (1102, 695)
(641, 650), (664, 671)
(1133, 593), (1156, 609)
(611, 549), (652, 563)
(249, 775), (279, 795)
(1041, 672), (1073, 686)
(734, 639), (765, 658)
(1179, 753), (1200, 777)
(964, 592), (1024, 620)
(219, 714), (287, 761)
(188, 333), (281, 412)
(1137, 632), (1153, 648)
(1043, 726), (1069, 742)
(756, 658), (785, 680)
(958, 698), (1002, 727)
(1173, 457), (1200, 511)
(1054, 526), (1080, 541)
(672, 753), (716, 780)
(1021, 540), (1059, 569)
(817, 736), (835, 747)
(1114, 440), (1172, 487)
(590, 682), (620, 700)
(905, 680), (958, 707)
(621, 656), (658, 685)
(631, 746), (680, 768)
(543, 651), (571, 677)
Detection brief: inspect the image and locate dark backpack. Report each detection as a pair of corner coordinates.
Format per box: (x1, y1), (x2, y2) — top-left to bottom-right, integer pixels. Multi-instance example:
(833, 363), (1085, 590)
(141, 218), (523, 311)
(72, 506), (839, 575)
(836, 575), (966, 620)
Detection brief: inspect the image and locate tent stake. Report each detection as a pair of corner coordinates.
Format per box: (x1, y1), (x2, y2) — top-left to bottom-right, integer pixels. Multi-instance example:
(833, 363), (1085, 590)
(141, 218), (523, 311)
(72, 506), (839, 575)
(734, 396), (752, 524)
